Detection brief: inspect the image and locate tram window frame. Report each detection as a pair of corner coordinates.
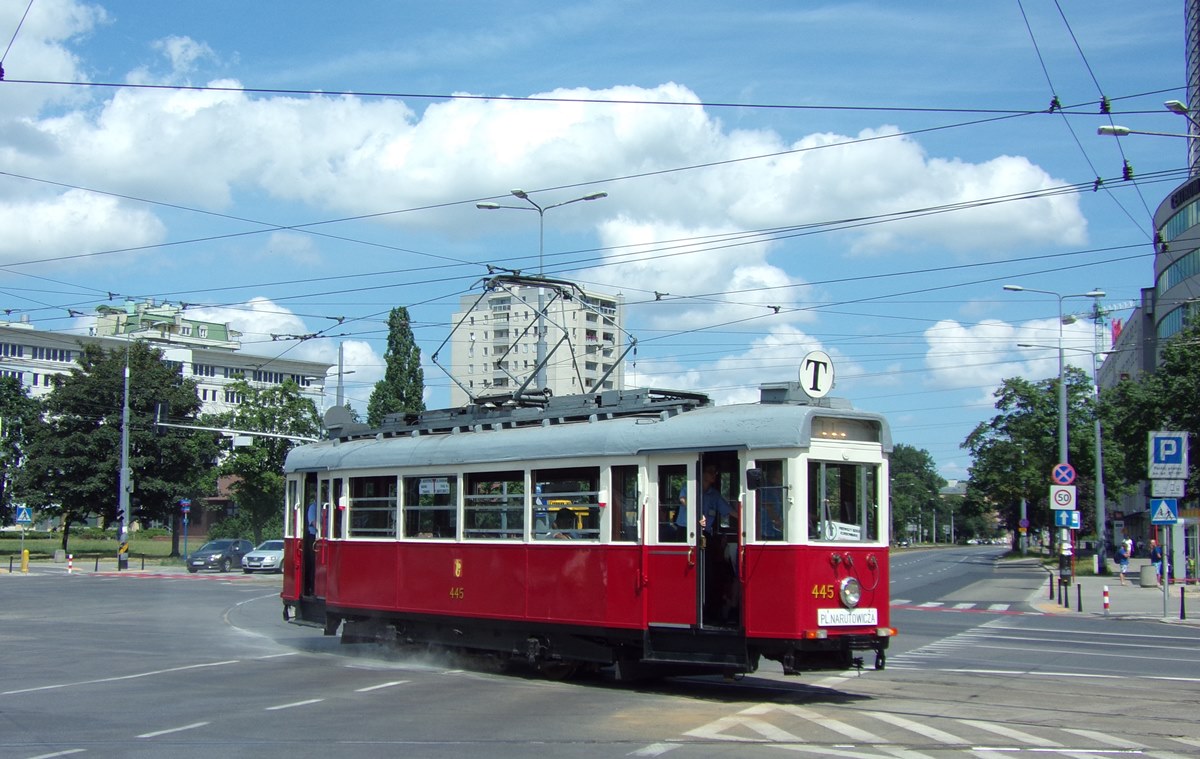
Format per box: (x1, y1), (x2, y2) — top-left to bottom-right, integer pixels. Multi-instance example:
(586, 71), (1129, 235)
(532, 465), (601, 541)
(347, 475), (398, 538)
(807, 459), (880, 543)
(402, 475), (458, 540)
(753, 459), (787, 541)
(610, 464), (640, 542)
(317, 478), (332, 538)
(286, 479), (300, 539)
(656, 463), (689, 544)
(464, 470), (525, 540)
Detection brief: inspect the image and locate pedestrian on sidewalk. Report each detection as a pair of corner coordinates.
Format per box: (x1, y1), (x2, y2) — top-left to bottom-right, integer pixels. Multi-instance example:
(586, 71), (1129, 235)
(1116, 541), (1130, 585)
(1150, 539), (1164, 586)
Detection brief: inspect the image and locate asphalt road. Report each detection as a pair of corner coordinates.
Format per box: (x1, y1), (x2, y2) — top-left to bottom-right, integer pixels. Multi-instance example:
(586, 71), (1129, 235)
(3, 552), (1199, 758)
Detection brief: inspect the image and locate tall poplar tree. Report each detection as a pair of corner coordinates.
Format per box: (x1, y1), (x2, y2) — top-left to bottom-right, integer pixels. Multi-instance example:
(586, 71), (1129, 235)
(367, 306), (425, 426)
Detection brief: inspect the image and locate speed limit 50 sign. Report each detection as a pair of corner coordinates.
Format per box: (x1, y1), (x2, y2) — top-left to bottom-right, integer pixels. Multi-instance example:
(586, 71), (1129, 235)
(1050, 484), (1076, 511)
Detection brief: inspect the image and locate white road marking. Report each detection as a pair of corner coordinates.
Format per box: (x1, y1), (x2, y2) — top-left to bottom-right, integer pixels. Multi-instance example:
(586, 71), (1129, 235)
(138, 721), (210, 738)
(265, 698), (324, 710)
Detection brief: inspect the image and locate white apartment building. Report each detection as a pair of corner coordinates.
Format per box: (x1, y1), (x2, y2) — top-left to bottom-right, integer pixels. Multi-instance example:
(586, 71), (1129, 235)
(0, 300), (331, 415)
(446, 280), (625, 406)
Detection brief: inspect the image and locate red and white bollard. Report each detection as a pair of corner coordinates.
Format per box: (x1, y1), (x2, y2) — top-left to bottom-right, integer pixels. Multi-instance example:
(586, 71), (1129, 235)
(1103, 585), (1110, 616)
(67, 554), (73, 574)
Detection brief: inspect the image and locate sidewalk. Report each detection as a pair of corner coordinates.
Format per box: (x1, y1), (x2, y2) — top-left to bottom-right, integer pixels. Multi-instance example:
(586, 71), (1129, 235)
(1025, 557), (1200, 625)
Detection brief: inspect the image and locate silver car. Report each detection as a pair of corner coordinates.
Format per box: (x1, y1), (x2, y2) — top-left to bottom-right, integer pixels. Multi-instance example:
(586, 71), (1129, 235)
(241, 539), (285, 574)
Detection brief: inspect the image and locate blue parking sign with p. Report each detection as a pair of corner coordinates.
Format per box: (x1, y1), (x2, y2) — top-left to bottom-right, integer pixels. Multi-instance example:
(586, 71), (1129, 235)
(1149, 431), (1188, 479)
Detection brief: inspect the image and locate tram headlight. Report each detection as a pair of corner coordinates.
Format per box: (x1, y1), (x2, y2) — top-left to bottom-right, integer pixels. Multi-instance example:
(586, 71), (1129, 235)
(839, 576), (862, 609)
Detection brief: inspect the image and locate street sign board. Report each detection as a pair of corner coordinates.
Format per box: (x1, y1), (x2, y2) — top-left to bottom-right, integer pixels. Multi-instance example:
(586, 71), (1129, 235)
(1151, 479), (1186, 498)
(1052, 463), (1076, 485)
(1053, 510), (1081, 529)
(15, 506), (32, 524)
(1050, 484), (1076, 511)
(1149, 431), (1188, 479)
(1150, 498), (1179, 525)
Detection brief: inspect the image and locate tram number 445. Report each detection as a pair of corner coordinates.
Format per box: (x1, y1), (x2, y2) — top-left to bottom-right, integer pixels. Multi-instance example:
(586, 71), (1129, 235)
(449, 586), (465, 600)
(811, 583), (837, 600)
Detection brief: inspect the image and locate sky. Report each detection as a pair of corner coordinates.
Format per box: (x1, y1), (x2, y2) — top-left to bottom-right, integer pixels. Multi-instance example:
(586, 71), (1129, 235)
(0, 0), (1189, 480)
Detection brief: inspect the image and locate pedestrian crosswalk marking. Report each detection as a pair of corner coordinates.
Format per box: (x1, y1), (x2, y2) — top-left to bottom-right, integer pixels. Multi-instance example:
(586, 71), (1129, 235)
(684, 702), (1199, 756)
(863, 711), (965, 745)
(959, 719), (1061, 747)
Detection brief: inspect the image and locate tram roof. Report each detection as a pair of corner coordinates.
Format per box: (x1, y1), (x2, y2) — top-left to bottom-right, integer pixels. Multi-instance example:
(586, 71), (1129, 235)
(286, 397), (892, 474)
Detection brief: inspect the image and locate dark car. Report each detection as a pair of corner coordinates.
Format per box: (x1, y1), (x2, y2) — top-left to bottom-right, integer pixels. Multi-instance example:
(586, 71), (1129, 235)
(187, 539), (254, 573)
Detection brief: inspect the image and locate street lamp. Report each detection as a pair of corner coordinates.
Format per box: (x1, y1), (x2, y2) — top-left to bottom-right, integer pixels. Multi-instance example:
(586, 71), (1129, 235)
(1018, 341), (1111, 573)
(476, 189), (608, 275)
(1005, 285), (1106, 569)
(476, 189), (608, 390)
(1096, 125), (1195, 139)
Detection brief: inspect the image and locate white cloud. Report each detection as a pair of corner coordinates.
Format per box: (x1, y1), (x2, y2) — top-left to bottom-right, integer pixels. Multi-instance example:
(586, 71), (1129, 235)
(0, 189), (165, 265)
(5, 70), (1087, 257)
(925, 316), (1103, 403)
(632, 324), (860, 405)
(0, 0), (108, 116)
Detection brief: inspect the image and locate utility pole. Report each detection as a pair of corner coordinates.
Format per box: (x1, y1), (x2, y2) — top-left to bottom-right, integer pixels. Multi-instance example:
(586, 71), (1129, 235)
(117, 344), (131, 570)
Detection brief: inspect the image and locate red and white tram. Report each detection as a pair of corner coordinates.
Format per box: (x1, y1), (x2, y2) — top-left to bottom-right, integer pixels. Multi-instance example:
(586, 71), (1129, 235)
(281, 380), (894, 678)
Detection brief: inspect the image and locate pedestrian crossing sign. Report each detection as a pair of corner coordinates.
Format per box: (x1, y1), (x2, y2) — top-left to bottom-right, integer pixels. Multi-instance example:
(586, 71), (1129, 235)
(15, 506), (32, 524)
(1150, 498), (1179, 525)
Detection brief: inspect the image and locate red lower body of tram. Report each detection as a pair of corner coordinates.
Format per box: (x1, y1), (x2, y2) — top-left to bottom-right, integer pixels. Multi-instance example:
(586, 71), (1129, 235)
(282, 536), (892, 678)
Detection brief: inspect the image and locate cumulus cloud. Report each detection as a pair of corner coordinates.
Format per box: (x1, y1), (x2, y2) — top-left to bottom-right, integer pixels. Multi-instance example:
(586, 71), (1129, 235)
(925, 316), (1101, 403)
(184, 298), (381, 383)
(0, 189), (165, 265)
(633, 324), (861, 404)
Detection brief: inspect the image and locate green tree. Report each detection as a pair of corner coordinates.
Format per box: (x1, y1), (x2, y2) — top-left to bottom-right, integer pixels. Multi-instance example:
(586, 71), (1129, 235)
(16, 342), (215, 550)
(963, 368), (1101, 544)
(890, 444), (946, 543)
(0, 376), (42, 525)
(367, 306), (425, 427)
(1102, 321), (1200, 497)
(216, 379), (322, 543)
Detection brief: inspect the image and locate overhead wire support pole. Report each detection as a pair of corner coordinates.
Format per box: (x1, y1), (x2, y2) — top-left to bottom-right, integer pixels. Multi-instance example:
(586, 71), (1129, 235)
(117, 344), (131, 570)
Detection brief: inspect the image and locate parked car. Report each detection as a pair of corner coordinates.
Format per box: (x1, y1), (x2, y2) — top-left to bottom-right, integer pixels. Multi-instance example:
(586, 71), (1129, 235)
(187, 539), (254, 573)
(242, 540), (285, 574)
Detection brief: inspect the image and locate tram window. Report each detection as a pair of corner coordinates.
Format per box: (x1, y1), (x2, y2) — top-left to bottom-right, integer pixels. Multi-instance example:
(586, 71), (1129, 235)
(808, 460), (880, 542)
(403, 475), (457, 539)
(286, 479), (300, 538)
(611, 465), (639, 542)
(658, 464), (687, 543)
(464, 471), (524, 540)
(754, 460), (786, 541)
(347, 475), (398, 538)
(532, 466), (600, 540)
(332, 479), (346, 539)
(318, 479), (332, 538)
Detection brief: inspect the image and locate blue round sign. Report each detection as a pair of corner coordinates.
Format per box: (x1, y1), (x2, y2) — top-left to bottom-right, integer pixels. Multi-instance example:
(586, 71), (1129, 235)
(1052, 463), (1076, 485)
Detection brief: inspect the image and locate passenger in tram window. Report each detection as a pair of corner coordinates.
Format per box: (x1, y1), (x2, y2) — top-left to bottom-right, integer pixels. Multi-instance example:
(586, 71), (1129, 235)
(698, 465), (733, 535)
(673, 484), (689, 532)
(757, 464), (784, 540)
(306, 500), (318, 537)
(552, 507), (581, 540)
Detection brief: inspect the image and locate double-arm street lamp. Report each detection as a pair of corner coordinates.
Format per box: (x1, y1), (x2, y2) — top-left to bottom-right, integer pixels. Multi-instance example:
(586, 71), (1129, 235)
(477, 189), (608, 390)
(1019, 341), (1110, 573)
(476, 189), (608, 275)
(1005, 285), (1106, 565)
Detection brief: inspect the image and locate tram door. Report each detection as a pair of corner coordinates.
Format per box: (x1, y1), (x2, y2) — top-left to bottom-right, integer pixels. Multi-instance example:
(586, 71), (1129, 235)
(646, 460), (700, 626)
(296, 473), (323, 599)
